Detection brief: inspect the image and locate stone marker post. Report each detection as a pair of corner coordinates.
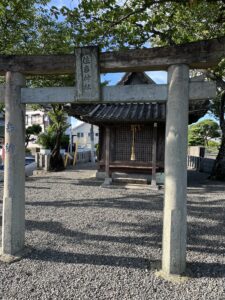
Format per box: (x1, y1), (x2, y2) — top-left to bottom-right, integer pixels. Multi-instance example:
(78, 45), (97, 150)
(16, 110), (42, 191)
(90, 124), (95, 164)
(102, 126), (112, 186)
(162, 64), (189, 275)
(2, 72), (26, 256)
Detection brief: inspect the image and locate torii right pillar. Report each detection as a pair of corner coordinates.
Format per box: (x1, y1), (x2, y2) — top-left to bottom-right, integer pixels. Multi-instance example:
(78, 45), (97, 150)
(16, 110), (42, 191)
(162, 64), (189, 275)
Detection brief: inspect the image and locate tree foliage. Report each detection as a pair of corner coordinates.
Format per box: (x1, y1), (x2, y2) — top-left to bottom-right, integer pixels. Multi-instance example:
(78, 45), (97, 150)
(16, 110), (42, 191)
(53, 0), (225, 50)
(25, 124), (42, 148)
(188, 119), (220, 146)
(37, 128), (69, 151)
(0, 1), (74, 170)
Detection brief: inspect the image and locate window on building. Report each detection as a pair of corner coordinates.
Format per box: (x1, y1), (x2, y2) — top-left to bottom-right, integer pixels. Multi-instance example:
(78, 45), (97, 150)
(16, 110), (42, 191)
(25, 115), (28, 125)
(77, 133), (80, 138)
(81, 133), (84, 137)
(88, 133), (91, 137)
(31, 114), (42, 125)
(95, 133), (99, 137)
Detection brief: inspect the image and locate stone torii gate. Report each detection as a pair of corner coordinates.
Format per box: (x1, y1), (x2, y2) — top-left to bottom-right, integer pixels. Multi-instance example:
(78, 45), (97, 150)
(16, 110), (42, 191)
(0, 37), (224, 277)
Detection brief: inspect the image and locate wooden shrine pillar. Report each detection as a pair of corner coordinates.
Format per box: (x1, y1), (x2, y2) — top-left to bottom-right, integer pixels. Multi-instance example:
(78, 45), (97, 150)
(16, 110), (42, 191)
(162, 64), (189, 275)
(151, 122), (158, 187)
(102, 126), (112, 186)
(1, 72), (26, 258)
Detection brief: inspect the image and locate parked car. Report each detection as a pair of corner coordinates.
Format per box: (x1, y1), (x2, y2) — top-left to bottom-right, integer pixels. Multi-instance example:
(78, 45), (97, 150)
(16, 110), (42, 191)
(25, 156), (37, 176)
(0, 156), (37, 178)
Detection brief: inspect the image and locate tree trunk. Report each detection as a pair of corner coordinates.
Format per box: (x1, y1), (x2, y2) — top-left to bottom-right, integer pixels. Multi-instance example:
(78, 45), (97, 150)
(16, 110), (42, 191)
(210, 92), (225, 180)
(25, 134), (30, 148)
(49, 129), (65, 171)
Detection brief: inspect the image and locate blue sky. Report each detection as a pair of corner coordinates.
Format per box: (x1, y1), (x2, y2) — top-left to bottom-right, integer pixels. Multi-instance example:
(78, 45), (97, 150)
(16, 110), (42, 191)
(49, 0), (78, 10)
(102, 71), (167, 85)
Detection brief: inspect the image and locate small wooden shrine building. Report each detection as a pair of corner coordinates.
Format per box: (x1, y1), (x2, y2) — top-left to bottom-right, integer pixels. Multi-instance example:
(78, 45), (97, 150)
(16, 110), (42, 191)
(68, 72), (208, 178)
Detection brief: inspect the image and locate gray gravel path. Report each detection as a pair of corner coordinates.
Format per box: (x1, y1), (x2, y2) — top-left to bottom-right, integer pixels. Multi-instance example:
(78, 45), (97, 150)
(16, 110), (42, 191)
(0, 165), (225, 299)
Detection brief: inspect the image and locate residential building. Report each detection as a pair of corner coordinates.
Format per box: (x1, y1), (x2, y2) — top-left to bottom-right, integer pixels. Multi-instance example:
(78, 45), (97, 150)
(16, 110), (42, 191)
(72, 122), (99, 149)
(25, 109), (49, 132)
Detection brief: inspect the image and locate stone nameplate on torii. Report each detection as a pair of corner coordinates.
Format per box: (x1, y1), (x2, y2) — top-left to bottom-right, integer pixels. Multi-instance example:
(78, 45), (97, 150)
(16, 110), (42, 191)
(75, 46), (101, 102)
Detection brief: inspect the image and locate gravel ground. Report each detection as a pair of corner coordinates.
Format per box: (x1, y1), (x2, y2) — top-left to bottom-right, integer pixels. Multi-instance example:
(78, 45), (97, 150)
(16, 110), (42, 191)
(0, 164), (225, 300)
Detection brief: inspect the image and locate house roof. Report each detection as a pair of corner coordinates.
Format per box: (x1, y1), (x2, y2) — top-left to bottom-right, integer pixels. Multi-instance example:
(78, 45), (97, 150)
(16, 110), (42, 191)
(72, 122), (85, 130)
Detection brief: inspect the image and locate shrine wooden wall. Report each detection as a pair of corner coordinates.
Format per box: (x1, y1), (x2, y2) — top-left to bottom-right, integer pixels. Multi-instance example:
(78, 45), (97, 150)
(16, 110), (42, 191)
(98, 123), (165, 173)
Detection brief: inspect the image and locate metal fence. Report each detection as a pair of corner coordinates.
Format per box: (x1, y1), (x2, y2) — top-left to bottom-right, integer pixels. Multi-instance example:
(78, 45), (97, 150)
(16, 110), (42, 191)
(187, 155), (215, 173)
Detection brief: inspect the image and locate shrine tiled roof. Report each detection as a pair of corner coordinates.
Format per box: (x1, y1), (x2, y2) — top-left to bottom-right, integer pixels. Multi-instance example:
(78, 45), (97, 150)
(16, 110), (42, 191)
(67, 102), (166, 124)
(67, 99), (208, 125)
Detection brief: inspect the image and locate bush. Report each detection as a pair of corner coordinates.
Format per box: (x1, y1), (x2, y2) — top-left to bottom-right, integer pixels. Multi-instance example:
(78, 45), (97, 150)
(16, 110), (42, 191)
(207, 140), (220, 148)
(25, 148), (31, 155)
(37, 130), (69, 151)
(37, 131), (55, 150)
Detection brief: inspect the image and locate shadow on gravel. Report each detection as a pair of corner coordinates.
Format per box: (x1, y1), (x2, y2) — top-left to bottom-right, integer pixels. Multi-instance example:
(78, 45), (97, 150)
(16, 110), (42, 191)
(28, 247), (155, 270)
(27, 178), (102, 187)
(187, 196), (225, 256)
(25, 194), (163, 211)
(25, 219), (162, 248)
(187, 170), (225, 192)
(26, 186), (51, 190)
(26, 246), (225, 278)
(187, 261), (225, 278)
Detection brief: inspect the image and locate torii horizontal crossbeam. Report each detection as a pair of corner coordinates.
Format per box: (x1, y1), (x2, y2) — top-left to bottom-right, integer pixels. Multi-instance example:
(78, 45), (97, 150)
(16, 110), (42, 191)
(0, 37), (224, 75)
(0, 81), (216, 104)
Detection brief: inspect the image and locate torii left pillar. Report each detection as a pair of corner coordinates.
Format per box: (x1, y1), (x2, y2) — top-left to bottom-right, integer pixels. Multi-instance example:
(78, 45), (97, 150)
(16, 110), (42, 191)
(1, 72), (26, 258)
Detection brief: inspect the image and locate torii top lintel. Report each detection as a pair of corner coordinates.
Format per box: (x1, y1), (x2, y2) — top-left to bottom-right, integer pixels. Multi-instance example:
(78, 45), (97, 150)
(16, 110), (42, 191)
(0, 37), (224, 76)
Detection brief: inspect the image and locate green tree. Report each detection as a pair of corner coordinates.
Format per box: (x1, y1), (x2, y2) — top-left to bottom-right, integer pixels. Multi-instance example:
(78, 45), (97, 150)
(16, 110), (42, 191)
(0, 1), (75, 171)
(37, 128), (69, 151)
(47, 105), (69, 171)
(55, 1), (225, 49)
(37, 105), (70, 171)
(25, 124), (42, 148)
(188, 119), (220, 146)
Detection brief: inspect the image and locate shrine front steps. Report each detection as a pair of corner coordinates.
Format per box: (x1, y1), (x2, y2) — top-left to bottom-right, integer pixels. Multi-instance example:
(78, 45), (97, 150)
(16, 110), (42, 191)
(112, 172), (151, 185)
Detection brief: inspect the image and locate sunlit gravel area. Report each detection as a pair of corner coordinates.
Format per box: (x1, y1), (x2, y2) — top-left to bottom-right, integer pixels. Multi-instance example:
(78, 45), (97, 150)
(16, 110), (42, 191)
(0, 165), (225, 300)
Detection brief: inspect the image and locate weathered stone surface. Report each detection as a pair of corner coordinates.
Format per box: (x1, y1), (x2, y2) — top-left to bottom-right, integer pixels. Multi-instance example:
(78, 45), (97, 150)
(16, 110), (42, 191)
(0, 37), (223, 75)
(2, 72), (25, 256)
(75, 46), (100, 102)
(5, 80), (215, 104)
(162, 64), (189, 275)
